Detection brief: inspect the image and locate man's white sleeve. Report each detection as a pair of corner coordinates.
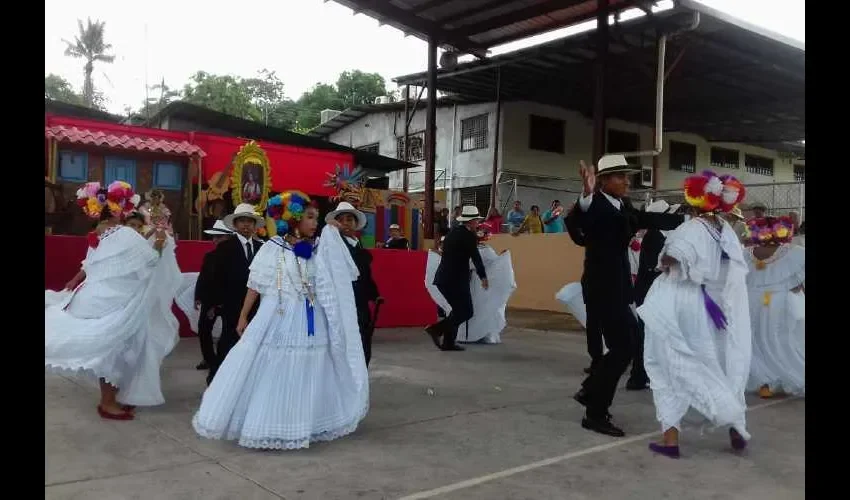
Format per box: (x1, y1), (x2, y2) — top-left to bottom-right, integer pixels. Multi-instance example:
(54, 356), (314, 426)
(578, 193), (593, 212)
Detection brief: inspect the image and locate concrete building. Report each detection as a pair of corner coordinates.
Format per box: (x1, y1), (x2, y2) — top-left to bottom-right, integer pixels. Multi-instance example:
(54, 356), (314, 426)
(309, 97), (805, 216)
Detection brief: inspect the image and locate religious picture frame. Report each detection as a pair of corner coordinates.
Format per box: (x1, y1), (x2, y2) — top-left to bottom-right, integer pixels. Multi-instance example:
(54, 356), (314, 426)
(231, 140), (271, 212)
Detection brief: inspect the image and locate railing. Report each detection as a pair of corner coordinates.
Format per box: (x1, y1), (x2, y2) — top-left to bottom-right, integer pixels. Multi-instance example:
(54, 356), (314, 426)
(496, 178), (805, 221)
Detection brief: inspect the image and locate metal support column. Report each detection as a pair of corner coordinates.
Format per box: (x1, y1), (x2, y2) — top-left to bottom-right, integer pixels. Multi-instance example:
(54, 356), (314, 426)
(403, 84), (410, 192)
(591, 0), (610, 165)
(424, 38), (438, 239)
(490, 67), (502, 210)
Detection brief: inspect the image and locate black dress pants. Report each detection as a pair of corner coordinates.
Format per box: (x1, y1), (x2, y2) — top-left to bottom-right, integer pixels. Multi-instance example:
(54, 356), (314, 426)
(197, 304), (219, 369)
(356, 296), (373, 366)
(580, 304), (637, 418)
(435, 283), (474, 348)
(586, 309), (604, 369)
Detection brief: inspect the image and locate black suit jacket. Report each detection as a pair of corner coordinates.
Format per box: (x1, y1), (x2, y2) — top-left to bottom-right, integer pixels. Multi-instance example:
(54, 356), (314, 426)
(194, 246), (222, 306)
(344, 238), (380, 303)
(565, 206), (586, 247)
(576, 194), (682, 310)
(212, 236), (264, 317)
(433, 225), (486, 287)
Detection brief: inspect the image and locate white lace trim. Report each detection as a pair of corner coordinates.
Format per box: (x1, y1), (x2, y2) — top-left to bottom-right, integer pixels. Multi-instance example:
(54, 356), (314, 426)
(192, 403), (369, 450)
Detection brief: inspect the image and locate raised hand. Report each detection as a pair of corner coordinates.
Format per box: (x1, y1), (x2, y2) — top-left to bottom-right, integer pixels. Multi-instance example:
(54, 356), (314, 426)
(579, 160), (596, 195)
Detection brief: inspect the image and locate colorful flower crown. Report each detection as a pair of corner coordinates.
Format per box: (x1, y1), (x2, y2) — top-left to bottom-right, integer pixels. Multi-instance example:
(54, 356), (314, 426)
(476, 222), (493, 242)
(75, 181), (140, 220)
(744, 216), (794, 246)
(266, 190), (311, 235)
(683, 170), (745, 213)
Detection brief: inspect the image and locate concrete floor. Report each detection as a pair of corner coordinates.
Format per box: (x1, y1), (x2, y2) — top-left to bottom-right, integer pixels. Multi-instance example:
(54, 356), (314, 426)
(45, 327), (805, 500)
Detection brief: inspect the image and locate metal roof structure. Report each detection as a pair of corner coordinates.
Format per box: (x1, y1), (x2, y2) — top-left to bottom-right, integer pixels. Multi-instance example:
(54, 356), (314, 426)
(328, 0), (644, 55)
(45, 99), (123, 123)
(391, 0), (805, 146)
(145, 101), (417, 173)
(307, 95), (480, 138)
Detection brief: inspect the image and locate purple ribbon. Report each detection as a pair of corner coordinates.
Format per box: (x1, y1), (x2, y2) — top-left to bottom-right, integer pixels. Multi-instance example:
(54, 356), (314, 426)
(701, 284), (727, 330)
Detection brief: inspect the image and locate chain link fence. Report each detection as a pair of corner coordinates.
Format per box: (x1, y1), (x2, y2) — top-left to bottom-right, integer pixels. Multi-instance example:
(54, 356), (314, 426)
(636, 181), (805, 220)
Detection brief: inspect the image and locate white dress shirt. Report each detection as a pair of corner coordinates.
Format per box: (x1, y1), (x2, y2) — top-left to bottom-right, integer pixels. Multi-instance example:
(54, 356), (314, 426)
(236, 233), (256, 260)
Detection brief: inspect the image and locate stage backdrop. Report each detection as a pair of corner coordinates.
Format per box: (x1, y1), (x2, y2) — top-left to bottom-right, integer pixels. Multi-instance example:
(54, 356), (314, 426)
(45, 235), (436, 336)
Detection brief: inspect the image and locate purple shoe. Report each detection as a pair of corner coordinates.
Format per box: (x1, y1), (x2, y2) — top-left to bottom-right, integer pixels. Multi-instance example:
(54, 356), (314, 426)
(729, 429), (747, 451)
(649, 442), (680, 459)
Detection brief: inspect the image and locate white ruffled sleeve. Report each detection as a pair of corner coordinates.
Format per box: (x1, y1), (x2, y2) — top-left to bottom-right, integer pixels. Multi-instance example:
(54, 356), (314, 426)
(659, 220), (709, 284)
(247, 240), (278, 295)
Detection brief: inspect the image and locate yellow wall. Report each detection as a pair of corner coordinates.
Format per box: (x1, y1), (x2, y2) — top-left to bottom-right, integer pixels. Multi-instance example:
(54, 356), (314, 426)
(488, 233), (584, 312)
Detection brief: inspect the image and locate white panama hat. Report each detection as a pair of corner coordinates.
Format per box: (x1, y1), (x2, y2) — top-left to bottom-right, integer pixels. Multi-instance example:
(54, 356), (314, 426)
(204, 220), (234, 236)
(644, 200), (670, 213)
(223, 203), (265, 230)
(456, 205), (484, 222)
(597, 154), (641, 176)
(325, 201), (367, 231)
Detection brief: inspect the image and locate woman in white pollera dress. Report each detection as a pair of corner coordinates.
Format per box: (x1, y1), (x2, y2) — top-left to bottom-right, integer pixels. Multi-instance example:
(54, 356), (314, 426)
(192, 191), (368, 450)
(744, 216), (805, 398)
(425, 223), (516, 344)
(45, 181), (180, 421)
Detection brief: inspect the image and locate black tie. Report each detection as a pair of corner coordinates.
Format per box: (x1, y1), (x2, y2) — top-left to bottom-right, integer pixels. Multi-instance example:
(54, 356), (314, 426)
(246, 242), (254, 263)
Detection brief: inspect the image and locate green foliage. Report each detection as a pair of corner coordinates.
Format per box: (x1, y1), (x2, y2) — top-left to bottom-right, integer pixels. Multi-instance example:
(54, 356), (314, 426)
(62, 18), (115, 108)
(45, 73), (108, 111)
(336, 70), (388, 107)
(182, 71), (262, 121)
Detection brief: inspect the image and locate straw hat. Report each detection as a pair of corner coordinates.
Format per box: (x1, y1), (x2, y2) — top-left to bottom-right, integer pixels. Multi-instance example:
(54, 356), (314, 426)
(223, 203), (265, 230)
(204, 220), (234, 236)
(597, 154), (640, 176)
(325, 201), (366, 230)
(456, 205), (484, 222)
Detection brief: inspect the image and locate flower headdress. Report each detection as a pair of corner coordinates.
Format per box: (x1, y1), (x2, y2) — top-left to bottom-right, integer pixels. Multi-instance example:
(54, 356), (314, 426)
(266, 190), (311, 235)
(744, 216), (794, 246)
(476, 222), (493, 242)
(683, 170), (746, 213)
(75, 181), (140, 220)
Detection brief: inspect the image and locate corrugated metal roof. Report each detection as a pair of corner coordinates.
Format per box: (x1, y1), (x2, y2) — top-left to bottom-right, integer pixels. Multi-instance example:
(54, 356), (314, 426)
(392, 2), (805, 144)
(328, 0), (640, 54)
(45, 125), (207, 157)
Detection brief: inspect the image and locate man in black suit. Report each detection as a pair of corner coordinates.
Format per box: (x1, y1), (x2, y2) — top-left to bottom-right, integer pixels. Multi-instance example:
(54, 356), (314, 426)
(193, 220), (233, 371)
(572, 156), (683, 437)
(207, 203), (265, 384)
(565, 205), (604, 376)
(627, 202), (684, 391)
(426, 206), (488, 352)
(327, 202), (383, 366)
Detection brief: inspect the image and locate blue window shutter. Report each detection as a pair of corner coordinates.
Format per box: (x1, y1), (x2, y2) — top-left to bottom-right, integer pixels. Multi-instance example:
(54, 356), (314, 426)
(105, 157), (137, 186)
(153, 161), (183, 190)
(58, 151), (88, 182)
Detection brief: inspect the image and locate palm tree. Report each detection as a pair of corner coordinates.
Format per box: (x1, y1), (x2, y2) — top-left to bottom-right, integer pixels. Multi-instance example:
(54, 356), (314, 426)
(63, 18), (115, 108)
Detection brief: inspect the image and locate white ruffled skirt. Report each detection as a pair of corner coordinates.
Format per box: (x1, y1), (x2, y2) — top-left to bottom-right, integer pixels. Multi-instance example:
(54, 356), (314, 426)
(192, 295), (368, 450)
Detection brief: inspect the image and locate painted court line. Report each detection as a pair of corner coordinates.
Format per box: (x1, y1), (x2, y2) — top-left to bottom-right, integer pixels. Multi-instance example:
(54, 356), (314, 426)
(397, 397), (798, 500)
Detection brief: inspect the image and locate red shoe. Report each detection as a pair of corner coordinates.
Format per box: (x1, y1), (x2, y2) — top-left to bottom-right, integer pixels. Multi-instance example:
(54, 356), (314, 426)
(97, 405), (135, 421)
(121, 405), (136, 412)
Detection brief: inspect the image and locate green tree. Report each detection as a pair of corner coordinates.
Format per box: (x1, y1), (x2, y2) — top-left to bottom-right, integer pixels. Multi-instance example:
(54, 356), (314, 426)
(243, 69), (285, 125)
(141, 79), (181, 118)
(45, 74), (83, 105)
(294, 83), (345, 130)
(182, 71), (261, 121)
(62, 18), (115, 108)
(336, 70), (388, 107)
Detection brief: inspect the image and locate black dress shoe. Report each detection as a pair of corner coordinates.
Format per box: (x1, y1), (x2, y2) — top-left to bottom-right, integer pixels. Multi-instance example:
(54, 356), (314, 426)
(424, 324), (443, 349)
(573, 390), (612, 420)
(196, 361), (209, 370)
(626, 379), (650, 391)
(583, 366), (592, 374)
(440, 345), (466, 351)
(582, 415), (625, 437)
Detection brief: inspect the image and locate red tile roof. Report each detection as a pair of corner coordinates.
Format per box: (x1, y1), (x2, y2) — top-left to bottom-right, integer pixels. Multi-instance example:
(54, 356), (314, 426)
(45, 125), (206, 157)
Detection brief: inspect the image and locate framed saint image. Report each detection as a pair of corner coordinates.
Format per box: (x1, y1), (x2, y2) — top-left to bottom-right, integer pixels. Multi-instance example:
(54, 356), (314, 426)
(231, 141), (271, 211)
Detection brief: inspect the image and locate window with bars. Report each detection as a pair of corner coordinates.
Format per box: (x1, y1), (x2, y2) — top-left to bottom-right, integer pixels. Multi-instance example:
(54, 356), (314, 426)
(458, 185), (492, 217)
(396, 133), (425, 162)
(357, 143), (380, 155)
(745, 154), (774, 176)
(710, 147), (740, 169)
(669, 141), (697, 173)
(529, 114), (565, 154)
(460, 113), (488, 152)
(794, 164), (805, 182)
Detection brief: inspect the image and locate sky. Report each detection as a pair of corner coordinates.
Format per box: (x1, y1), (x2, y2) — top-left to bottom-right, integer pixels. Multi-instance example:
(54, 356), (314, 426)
(45, 0), (805, 115)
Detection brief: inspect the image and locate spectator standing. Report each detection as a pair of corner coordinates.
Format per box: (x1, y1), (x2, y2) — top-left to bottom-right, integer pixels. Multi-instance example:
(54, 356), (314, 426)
(506, 201), (526, 233)
(542, 200), (566, 233)
(513, 205), (544, 234)
(485, 207), (504, 233)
